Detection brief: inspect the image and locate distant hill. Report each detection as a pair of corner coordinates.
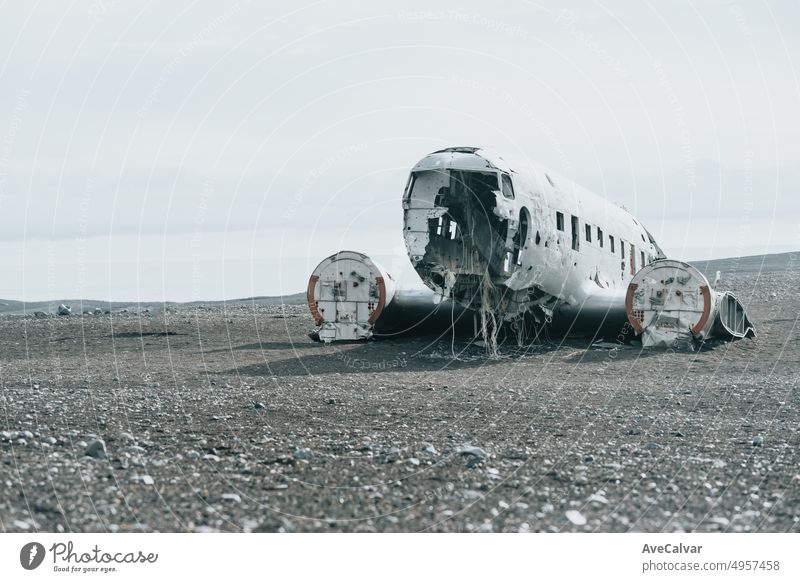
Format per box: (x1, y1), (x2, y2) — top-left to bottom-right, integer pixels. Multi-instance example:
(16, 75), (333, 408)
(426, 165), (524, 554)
(0, 292), (307, 316)
(1, 251), (796, 316)
(691, 251), (799, 277)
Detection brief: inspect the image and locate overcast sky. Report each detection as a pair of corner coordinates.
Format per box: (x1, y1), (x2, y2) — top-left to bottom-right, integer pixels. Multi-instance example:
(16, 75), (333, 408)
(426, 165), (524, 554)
(0, 0), (798, 301)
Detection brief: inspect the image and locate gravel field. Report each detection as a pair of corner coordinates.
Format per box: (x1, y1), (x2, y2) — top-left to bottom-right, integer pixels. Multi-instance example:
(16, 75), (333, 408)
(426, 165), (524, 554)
(1, 255), (798, 533)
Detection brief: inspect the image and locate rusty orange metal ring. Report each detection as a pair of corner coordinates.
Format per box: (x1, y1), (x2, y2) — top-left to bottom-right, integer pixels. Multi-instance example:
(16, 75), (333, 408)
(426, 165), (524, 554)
(691, 285), (712, 336)
(625, 283), (643, 334)
(367, 276), (386, 324)
(306, 275), (323, 324)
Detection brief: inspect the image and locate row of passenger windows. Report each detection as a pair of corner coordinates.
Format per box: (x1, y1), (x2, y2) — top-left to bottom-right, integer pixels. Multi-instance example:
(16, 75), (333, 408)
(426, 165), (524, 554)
(555, 211), (651, 270)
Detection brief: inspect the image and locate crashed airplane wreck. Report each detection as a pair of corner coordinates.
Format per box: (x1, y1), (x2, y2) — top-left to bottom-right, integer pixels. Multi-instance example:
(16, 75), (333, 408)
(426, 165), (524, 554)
(308, 147), (756, 349)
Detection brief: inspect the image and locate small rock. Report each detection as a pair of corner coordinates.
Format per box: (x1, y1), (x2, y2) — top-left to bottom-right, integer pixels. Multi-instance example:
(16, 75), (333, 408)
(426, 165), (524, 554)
(84, 439), (107, 459)
(456, 445), (488, 467)
(254, 402), (266, 410)
(220, 493), (242, 503)
(407, 457), (420, 466)
(293, 447), (313, 460)
(588, 493), (608, 505)
(376, 446), (401, 464)
(57, 304), (72, 316)
(186, 450), (200, 460)
(565, 510), (587, 526)
(421, 443), (439, 455)
(131, 474), (154, 485)
(752, 436), (763, 447)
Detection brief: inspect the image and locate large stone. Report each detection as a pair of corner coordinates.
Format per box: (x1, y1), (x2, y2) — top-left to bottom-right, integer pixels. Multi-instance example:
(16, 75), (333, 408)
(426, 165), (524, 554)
(565, 510), (587, 526)
(84, 439), (106, 459)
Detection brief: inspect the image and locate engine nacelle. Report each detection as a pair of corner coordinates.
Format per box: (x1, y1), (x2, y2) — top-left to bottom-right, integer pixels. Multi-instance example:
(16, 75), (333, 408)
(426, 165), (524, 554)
(307, 251), (396, 343)
(626, 259), (755, 348)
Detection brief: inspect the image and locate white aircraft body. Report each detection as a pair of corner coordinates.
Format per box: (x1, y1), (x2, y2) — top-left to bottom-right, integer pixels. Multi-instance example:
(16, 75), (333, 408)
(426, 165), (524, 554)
(402, 146), (664, 343)
(307, 146), (755, 347)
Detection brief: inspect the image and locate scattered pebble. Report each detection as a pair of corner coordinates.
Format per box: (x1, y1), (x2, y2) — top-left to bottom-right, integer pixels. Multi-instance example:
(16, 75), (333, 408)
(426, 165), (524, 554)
(456, 445), (488, 468)
(293, 448), (313, 460)
(565, 510), (587, 526)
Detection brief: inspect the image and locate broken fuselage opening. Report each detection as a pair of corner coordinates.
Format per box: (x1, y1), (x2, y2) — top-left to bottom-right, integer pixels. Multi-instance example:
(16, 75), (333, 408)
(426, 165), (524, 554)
(403, 167), (522, 311)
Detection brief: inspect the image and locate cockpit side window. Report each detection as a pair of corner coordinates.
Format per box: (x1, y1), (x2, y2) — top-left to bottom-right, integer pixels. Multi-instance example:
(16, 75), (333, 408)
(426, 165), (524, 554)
(403, 174), (416, 200)
(501, 174), (515, 199)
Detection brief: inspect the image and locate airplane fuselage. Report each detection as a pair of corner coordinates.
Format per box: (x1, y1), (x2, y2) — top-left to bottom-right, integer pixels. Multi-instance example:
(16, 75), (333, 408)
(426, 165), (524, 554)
(402, 147), (664, 333)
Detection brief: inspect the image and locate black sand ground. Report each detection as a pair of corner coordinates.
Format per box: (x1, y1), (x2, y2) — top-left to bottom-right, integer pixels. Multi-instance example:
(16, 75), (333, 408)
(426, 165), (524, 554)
(1, 253), (798, 532)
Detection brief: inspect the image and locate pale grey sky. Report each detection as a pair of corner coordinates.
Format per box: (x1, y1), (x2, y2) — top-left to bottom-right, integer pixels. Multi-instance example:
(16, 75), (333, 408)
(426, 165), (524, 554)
(0, 0), (797, 301)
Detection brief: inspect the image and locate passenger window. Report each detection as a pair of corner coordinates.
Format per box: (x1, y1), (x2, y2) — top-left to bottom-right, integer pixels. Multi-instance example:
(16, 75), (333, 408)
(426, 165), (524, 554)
(641, 251), (646, 267)
(501, 174), (515, 199)
(609, 235), (615, 253)
(585, 223), (592, 243)
(556, 211), (564, 231)
(571, 215), (579, 251)
(621, 240), (625, 259)
(597, 227), (603, 248)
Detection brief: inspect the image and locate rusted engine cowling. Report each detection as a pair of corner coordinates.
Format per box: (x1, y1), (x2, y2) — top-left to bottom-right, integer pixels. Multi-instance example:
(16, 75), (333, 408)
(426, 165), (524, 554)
(626, 259), (755, 348)
(307, 251), (396, 343)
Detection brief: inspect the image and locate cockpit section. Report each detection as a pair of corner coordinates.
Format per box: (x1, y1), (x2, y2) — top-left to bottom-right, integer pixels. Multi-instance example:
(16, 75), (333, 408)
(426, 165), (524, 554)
(403, 167), (520, 302)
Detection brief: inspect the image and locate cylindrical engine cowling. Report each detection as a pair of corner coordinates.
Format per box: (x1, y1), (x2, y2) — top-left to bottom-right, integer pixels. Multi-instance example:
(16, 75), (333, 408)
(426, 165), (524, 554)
(626, 259), (716, 347)
(626, 259), (756, 347)
(307, 251), (396, 342)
